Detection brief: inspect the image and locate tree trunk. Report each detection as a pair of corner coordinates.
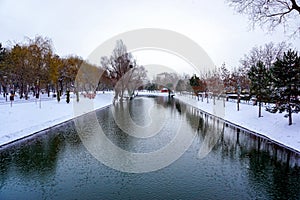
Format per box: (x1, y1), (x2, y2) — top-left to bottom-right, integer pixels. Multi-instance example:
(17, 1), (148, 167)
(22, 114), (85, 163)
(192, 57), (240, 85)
(24, 84), (28, 100)
(20, 82), (24, 99)
(56, 85), (60, 102)
(47, 84), (50, 97)
(76, 90), (79, 102)
(258, 101), (262, 117)
(61, 81), (63, 95)
(288, 103), (292, 125)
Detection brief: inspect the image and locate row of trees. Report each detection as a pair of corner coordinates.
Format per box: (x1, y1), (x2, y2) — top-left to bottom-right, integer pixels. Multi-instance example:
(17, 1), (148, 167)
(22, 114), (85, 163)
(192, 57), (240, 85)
(0, 36), (86, 100)
(159, 42), (299, 125)
(226, 0), (300, 124)
(249, 50), (300, 125)
(1, 36), (299, 125)
(0, 36), (125, 102)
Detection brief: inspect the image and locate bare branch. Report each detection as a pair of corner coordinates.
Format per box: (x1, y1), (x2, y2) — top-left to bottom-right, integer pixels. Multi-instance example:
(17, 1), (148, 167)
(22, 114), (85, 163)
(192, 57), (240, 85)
(227, 0), (300, 35)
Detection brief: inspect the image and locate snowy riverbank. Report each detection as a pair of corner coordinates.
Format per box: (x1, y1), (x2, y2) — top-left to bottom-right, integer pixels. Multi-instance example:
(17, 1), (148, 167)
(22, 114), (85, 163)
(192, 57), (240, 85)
(0, 92), (114, 147)
(174, 94), (300, 153)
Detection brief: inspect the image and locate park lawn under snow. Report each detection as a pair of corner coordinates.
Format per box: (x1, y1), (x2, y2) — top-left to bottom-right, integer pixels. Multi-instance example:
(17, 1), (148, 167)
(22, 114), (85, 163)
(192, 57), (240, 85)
(0, 91), (299, 153)
(175, 94), (300, 152)
(0, 92), (114, 147)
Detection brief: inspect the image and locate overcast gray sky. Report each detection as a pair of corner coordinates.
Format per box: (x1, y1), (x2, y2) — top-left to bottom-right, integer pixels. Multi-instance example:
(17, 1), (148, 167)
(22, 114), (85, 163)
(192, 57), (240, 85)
(1, 0), (299, 71)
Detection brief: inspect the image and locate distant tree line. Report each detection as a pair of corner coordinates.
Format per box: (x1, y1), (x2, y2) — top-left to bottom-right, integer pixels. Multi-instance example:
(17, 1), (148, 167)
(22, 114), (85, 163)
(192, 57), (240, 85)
(0, 36), (94, 101)
(0, 36), (139, 102)
(166, 42), (299, 125)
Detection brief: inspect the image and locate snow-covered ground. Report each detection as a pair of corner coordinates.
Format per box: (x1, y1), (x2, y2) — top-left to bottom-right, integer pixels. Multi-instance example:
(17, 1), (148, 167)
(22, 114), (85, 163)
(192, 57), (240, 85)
(0, 92), (114, 147)
(1, 91), (299, 153)
(174, 93), (300, 153)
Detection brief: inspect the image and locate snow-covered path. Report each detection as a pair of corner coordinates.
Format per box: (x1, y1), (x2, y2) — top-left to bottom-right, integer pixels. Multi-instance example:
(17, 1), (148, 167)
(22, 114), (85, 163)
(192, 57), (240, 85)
(174, 94), (300, 153)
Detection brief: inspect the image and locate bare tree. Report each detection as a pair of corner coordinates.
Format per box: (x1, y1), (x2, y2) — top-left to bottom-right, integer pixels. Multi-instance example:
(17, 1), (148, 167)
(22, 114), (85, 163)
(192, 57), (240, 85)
(227, 0), (300, 35)
(175, 79), (187, 94)
(205, 68), (224, 105)
(101, 40), (133, 102)
(240, 41), (290, 70)
(76, 61), (101, 96)
(220, 63), (231, 93)
(126, 65), (148, 96)
(101, 40), (147, 103)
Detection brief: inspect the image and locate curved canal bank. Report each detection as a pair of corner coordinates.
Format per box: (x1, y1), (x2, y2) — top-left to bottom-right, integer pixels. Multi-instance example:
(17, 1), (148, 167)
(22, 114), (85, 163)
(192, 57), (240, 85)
(174, 94), (300, 154)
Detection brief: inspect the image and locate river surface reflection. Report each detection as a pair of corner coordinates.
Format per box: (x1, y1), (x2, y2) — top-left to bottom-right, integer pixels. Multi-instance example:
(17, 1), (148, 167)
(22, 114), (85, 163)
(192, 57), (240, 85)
(0, 96), (299, 199)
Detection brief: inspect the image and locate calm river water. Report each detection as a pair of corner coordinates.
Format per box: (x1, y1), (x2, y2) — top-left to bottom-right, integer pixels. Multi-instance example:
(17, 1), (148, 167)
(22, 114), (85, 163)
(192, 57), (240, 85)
(0, 96), (299, 200)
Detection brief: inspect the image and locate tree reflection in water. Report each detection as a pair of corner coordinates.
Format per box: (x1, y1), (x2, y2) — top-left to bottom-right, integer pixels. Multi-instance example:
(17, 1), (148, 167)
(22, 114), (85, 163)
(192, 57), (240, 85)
(0, 128), (65, 186)
(169, 97), (300, 199)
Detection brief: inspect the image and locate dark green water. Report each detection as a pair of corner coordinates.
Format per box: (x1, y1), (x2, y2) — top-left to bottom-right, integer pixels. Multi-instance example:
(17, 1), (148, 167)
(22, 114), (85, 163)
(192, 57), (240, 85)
(0, 96), (299, 200)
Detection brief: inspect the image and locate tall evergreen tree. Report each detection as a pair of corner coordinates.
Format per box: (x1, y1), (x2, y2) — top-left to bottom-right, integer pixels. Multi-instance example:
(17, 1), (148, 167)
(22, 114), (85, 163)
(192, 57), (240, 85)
(248, 61), (271, 117)
(269, 50), (300, 125)
(189, 74), (200, 87)
(189, 74), (207, 101)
